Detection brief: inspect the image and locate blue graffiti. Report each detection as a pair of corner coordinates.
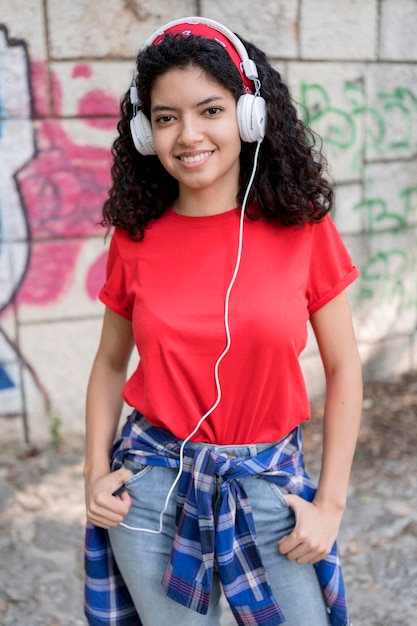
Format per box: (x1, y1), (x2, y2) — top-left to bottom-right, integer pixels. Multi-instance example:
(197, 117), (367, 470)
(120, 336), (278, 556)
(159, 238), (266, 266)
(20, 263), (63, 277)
(0, 365), (15, 390)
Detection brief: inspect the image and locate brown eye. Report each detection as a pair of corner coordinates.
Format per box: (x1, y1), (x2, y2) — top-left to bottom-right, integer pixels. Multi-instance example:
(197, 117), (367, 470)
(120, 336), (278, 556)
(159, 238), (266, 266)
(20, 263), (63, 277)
(155, 115), (174, 124)
(205, 107), (222, 116)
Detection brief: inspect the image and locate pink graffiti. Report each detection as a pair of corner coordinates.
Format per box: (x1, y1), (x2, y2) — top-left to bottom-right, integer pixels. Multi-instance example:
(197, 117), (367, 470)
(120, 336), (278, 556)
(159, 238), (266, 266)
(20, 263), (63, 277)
(21, 242), (81, 305)
(78, 90), (119, 129)
(12, 60), (122, 307)
(72, 64), (92, 79)
(30, 60), (51, 117)
(19, 120), (111, 237)
(17, 117), (112, 305)
(72, 63), (120, 129)
(86, 251), (108, 300)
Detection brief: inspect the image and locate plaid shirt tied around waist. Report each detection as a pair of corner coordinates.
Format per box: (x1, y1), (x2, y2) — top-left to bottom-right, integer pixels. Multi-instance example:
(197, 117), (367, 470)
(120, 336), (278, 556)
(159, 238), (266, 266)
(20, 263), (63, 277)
(85, 412), (350, 626)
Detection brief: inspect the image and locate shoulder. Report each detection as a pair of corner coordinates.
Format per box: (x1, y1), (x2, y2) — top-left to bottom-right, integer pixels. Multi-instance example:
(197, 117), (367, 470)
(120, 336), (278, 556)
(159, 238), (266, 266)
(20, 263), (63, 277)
(111, 226), (136, 246)
(108, 226), (141, 258)
(307, 214), (350, 252)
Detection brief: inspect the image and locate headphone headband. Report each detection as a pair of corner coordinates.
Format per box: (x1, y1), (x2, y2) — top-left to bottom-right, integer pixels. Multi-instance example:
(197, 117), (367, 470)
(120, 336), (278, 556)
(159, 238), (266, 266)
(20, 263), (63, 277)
(141, 17), (259, 95)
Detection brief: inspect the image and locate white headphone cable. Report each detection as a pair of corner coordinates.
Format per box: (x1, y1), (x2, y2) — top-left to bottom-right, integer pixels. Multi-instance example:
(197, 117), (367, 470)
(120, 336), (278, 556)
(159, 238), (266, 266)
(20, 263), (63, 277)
(119, 138), (263, 532)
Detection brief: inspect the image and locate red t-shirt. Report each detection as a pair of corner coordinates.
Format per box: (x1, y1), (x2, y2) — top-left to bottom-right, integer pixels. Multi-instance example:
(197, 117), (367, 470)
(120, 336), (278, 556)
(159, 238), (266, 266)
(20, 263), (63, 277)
(100, 208), (359, 444)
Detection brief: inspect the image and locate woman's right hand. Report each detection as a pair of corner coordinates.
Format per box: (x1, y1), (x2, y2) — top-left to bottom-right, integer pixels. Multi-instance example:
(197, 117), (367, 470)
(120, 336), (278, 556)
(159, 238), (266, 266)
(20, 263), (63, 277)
(85, 467), (134, 529)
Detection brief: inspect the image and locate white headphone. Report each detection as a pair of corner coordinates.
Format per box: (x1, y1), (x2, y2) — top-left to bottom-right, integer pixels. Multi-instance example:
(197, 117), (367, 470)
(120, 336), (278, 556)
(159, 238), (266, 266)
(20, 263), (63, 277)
(129, 17), (267, 156)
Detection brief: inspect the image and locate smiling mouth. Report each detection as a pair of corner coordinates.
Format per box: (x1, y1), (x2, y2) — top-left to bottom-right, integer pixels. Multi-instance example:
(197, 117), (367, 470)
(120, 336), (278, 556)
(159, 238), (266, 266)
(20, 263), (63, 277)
(178, 151), (213, 163)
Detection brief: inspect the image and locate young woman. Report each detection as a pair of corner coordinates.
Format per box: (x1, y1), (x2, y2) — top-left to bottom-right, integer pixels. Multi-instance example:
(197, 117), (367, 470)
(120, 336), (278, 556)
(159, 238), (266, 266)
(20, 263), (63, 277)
(84, 17), (362, 626)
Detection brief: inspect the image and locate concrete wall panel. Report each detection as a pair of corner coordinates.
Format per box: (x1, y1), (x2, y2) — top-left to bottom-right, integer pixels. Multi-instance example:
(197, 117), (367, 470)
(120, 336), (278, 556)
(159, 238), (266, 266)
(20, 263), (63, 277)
(300, 0), (378, 60)
(0, 0), (47, 58)
(19, 318), (103, 437)
(350, 227), (417, 342)
(380, 0), (417, 61)
(200, 0), (299, 58)
(47, 0), (196, 58)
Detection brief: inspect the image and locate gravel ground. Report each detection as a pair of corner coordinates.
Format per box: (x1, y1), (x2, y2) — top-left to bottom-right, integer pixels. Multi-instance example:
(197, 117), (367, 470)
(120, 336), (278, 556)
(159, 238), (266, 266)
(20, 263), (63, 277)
(0, 371), (416, 625)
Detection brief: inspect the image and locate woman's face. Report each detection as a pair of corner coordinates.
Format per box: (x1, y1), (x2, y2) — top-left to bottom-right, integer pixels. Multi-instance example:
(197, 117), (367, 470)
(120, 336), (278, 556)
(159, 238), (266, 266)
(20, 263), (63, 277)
(150, 65), (241, 203)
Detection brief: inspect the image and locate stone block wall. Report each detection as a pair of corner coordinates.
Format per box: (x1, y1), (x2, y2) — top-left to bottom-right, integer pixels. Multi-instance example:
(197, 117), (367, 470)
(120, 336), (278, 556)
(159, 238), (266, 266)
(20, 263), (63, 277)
(1, 0), (416, 443)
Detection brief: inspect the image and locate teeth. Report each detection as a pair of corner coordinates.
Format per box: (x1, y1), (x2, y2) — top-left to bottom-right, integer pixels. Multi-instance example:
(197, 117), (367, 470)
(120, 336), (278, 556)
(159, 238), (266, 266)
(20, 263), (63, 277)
(180, 152), (211, 163)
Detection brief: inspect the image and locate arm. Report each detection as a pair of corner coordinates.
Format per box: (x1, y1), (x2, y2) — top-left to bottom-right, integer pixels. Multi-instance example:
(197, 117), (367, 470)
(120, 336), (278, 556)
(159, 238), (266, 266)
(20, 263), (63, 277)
(278, 289), (362, 563)
(84, 307), (136, 528)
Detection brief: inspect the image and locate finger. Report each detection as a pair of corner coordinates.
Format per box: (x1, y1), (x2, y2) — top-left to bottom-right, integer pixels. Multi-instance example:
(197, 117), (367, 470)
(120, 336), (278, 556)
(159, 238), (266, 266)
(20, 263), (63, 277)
(280, 543), (308, 562)
(87, 510), (125, 528)
(120, 491), (132, 505)
(90, 493), (131, 521)
(283, 493), (301, 509)
(88, 495), (131, 525)
(284, 541), (332, 564)
(293, 548), (317, 564)
(100, 497), (131, 519)
(294, 549), (328, 565)
(111, 468), (134, 494)
(278, 528), (308, 555)
(277, 533), (298, 555)
(116, 467), (135, 482)
(281, 544), (319, 563)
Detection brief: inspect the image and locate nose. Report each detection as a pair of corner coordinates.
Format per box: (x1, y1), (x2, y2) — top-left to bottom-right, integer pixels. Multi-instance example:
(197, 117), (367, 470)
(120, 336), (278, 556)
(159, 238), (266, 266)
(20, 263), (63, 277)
(178, 114), (203, 145)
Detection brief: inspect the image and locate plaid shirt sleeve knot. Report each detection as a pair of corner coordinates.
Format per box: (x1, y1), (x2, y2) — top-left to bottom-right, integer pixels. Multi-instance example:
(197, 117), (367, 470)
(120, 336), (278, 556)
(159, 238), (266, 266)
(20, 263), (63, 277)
(84, 413), (351, 626)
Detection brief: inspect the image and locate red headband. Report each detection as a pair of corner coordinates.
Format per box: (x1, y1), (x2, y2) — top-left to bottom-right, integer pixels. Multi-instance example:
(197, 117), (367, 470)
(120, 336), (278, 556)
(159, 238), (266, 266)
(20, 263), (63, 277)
(151, 23), (254, 94)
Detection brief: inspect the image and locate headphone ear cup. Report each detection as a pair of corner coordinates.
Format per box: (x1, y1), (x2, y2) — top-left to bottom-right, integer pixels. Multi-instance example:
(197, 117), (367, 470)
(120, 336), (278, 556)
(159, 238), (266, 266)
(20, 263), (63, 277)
(130, 111), (156, 155)
(237, 94), (267, 143)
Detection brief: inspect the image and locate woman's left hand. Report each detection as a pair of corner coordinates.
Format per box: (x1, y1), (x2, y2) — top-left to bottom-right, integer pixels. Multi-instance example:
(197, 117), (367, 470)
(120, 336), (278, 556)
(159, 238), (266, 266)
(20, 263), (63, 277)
(277, 494), (343, 564)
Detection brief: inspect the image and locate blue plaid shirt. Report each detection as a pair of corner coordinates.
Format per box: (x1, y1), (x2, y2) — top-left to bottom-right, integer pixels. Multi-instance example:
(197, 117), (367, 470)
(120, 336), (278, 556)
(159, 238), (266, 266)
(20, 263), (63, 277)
(85, 412), (350, 626)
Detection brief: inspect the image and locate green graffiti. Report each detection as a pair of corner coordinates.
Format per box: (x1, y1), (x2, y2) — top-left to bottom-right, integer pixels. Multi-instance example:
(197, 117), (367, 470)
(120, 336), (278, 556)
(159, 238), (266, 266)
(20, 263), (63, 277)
(299, 80), (417, 174)
(399, 186), (417, 220)
(300, 83), (356, 149)
(354, 184), (417, 232)
(358, 246), (417, 310)
(362, 249), (407, 283)
(354, 198), (405, 231)
(378, 88), (417, 150)
(353, 185), (417, 311)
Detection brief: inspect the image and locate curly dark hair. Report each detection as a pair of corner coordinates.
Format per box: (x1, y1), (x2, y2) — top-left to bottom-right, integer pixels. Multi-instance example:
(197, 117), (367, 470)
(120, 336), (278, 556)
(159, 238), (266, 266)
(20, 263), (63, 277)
(102, 32), (333, 239)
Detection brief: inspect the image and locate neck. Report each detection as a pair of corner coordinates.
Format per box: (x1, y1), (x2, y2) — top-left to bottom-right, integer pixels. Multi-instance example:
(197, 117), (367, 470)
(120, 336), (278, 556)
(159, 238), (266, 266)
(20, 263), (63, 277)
(175, 186), (239, 217)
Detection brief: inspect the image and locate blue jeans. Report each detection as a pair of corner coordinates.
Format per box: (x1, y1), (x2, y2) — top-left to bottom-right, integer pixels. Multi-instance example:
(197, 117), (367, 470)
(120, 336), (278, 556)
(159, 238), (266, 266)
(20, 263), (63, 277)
(108, 441), (331, 625)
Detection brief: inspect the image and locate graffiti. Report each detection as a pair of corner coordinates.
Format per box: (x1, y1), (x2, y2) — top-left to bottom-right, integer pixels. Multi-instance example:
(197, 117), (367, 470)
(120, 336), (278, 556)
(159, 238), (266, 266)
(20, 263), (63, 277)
(356, 243), (417, 311)
(0, 26), (45, 428)
(353, 184), (417, 311)
(300, 80), (417, 173)
(0, 24), (114, 430)
(17, 121), (112, 305)
(354, 185), (417, 232)
(301, 76), (417, 313)
(378, 87), (417, 150)
(0, 27), (32, 313)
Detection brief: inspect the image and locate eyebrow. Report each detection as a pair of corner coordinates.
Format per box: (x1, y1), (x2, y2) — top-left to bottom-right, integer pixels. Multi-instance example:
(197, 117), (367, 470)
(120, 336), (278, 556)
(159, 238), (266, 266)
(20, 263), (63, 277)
(151, 95), (225, 114)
